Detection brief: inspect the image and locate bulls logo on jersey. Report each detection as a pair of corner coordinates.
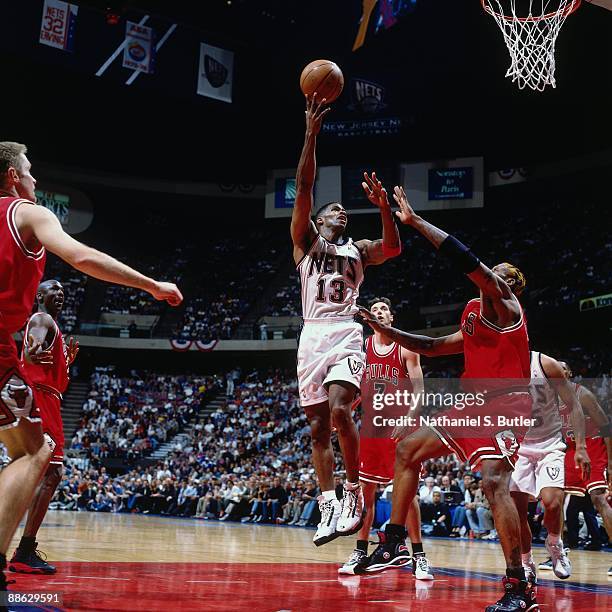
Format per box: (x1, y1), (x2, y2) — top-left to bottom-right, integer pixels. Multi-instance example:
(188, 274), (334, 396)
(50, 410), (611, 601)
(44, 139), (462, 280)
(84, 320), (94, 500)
(496, 430), (518, 454)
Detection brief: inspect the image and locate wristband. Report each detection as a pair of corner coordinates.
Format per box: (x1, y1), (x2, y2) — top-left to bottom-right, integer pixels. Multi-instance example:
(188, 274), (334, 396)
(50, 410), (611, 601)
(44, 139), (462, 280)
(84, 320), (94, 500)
(599, 422), (612, 438)
(382, 243), (402, 258)
(438, 235), (480, 274)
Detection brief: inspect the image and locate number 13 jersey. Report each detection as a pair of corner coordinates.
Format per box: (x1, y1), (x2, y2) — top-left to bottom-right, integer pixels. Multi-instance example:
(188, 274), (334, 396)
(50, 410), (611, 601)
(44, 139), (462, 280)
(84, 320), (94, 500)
(298, 235), (364, 320)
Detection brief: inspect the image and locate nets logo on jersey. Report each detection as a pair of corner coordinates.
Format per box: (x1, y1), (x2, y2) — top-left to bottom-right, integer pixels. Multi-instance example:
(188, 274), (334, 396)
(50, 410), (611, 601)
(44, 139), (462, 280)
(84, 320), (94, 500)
(546, 466), (561, 481)
(348, 356), (364, 376)
(307, 252), (358, 283)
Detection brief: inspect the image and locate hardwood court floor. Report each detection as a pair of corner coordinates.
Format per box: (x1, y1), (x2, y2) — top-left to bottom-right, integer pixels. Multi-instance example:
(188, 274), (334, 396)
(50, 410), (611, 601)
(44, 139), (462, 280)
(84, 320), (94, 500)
(8, 512), (611, 611)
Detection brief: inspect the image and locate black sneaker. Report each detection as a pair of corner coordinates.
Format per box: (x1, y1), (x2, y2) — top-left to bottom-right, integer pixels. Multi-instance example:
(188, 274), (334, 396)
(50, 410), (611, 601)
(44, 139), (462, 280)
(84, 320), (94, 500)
(485, 577), (539, 612)
(358, 531), (411, 574)
(9, 545), (56, 575)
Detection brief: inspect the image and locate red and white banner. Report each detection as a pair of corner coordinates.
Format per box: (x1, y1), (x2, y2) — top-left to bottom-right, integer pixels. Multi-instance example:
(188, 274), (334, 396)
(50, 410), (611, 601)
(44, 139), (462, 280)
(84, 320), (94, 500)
(170, 339), (192, 352)
(39, 0), (78, 52)
(195, 340), (218, 352)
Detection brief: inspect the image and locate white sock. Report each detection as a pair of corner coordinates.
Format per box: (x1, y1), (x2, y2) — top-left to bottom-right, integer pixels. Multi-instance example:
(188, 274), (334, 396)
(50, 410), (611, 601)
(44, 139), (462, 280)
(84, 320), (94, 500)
(322, 490), (337, 501)
(521, 552), (534, 566)
(344, 481), (360, 490)
(547, 533), (562, 545)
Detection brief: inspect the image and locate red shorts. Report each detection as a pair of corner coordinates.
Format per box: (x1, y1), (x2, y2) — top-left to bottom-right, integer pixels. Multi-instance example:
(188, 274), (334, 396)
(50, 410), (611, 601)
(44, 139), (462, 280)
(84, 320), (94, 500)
(34, 386), (64, 465)
(359, 437), (396, 485)
(565, 437), (608, 496)
(0, 325), (39, 431)
(428, 393), (530, 470)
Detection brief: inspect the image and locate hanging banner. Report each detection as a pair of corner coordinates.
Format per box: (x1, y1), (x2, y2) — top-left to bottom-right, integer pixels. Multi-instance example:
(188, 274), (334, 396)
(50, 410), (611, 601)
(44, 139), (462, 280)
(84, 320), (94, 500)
(123, 21), (156, 74)
(39, 0), (78, 52)
(197, 42), (233, 103)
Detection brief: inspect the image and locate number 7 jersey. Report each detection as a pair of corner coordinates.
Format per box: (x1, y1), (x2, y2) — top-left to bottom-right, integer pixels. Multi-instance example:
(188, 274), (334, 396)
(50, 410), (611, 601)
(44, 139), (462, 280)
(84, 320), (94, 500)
(298, 234), (364, 320)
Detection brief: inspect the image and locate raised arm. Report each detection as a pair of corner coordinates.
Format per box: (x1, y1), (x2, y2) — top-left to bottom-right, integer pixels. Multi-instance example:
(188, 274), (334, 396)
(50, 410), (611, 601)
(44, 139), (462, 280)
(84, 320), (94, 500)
(358, 307), (463, 357)
(291, 95), (330, 264)
(392, 186), (521, 327)
(17, 204), (182, 305)
(540, 354), (590, 478)
(354, 172), (401, 266)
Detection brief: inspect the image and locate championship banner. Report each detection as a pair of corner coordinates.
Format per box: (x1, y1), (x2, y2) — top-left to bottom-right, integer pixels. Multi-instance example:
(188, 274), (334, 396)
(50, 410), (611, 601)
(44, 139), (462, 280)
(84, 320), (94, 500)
(123, 21), (156, 74)
(197, 43), (233, 103)
(39, 0), (78, 52)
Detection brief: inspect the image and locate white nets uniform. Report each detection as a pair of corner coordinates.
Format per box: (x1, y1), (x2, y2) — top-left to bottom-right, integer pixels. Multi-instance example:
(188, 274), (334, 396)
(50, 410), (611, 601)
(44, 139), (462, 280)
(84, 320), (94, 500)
(297, 235), (365, 407)
(510, 351), (566, 496)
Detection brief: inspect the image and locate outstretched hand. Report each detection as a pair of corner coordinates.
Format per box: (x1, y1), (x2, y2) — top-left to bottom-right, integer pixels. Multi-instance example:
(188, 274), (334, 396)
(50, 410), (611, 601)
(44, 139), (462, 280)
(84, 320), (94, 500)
(304, 94), (331, 135)
(393, 185), (417, 225)
(357, 306), (386, 333)
(362, 171), (390, 209)
(66, 336), (79, 365)
(27, 337), (53, 366)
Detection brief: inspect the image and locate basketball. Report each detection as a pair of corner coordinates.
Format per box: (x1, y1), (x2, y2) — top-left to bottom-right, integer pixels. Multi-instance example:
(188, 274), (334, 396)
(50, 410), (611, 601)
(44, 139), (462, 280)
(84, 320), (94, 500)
(299, 59), (344, 103)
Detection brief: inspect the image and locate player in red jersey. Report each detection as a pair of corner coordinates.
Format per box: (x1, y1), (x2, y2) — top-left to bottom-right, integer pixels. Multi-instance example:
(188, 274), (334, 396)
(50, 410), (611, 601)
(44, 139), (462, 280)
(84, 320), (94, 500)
(357, 186), (570, 611)
(338, 297), (433, 579)
(555, 362), (612, 576)
(0, 142), (182, 594)
(8, 280), (76, 574)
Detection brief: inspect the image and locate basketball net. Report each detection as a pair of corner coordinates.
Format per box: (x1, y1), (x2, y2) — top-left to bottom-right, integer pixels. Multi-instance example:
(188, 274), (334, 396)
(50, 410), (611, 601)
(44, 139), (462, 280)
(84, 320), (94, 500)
(481, 0), (581, 91)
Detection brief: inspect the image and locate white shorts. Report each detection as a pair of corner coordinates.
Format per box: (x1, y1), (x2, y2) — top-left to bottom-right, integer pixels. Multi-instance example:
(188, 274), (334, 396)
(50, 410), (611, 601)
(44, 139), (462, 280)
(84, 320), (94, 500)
(510, 436), (566, 497)
(297, 319), (365, 407)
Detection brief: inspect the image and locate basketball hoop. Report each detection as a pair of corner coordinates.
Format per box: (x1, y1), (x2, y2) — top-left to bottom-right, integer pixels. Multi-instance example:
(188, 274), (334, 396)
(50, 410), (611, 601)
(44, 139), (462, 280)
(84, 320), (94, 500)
(481, 0), (581, 91)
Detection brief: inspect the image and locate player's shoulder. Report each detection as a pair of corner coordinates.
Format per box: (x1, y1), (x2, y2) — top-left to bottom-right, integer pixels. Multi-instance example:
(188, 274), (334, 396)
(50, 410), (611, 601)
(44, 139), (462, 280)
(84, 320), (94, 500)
(28, 311), (55, 328)
(462, 298), (480, 314)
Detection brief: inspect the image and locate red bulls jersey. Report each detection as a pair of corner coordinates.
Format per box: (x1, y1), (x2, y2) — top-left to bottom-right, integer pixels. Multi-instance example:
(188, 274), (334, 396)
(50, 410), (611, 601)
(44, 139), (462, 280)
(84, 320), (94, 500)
(460, 298), (530, 380)
(21, 314), (69, 396)
(363, 336), (412, 392)
(0, 197), (46, 333)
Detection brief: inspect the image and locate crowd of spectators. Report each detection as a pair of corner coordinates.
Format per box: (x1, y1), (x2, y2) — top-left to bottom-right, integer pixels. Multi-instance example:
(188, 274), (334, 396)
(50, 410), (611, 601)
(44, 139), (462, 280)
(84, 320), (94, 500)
(70, 368), (223, 463)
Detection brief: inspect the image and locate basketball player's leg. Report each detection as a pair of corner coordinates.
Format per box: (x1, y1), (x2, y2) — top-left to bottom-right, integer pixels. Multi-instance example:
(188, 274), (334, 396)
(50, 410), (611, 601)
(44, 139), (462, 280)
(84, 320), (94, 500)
(510, 491), (536, 581)
(10, 462), (63, 574)
(328, 381), (366, 535)
(304, 400), (343, 546)
(0, 420), (51, 556)
(304, 401), (334, 492)
(362, 428), (446, 574)
(390, 427), (447, 525)
(406, 495), (434, 579)
(480, 459), (523, 578)
(590, 488), (612, 537)
(328, 381), (359, 483)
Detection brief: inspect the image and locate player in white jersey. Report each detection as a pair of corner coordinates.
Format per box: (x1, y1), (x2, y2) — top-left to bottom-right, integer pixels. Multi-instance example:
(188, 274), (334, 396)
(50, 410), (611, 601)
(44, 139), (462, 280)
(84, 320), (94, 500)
(291, 94), (402, 546)
(510, 351), (590, 582)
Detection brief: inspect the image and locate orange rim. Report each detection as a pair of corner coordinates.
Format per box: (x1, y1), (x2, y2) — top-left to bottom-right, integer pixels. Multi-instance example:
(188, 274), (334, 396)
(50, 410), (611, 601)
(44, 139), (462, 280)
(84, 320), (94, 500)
(481, 0), (581, 22)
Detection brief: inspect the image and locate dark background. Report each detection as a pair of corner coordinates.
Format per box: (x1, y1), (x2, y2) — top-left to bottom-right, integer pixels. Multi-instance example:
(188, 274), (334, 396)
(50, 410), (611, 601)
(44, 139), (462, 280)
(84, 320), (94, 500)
(3, 0), (612, 183)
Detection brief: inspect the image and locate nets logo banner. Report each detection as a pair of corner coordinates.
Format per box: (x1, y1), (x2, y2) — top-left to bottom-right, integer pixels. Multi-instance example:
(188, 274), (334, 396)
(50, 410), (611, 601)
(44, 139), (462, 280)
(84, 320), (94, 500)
(122, 21), (156, 74)
(39, 0), (78, 52)
(323, 76), (401, 137)
(197, 42), (234, 103)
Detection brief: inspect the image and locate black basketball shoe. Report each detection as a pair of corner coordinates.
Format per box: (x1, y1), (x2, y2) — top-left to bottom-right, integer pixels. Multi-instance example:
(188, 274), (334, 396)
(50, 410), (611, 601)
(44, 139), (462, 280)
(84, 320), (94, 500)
(357, 531), (411, 574)
(485, 577), (539, 612)
(9, 545), (56, 575)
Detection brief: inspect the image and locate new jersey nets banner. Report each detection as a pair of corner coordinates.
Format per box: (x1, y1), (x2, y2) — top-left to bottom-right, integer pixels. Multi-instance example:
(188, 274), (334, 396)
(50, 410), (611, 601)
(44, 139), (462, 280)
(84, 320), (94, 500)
(123, 21), (156, 74)
(197, 42), (234, 103)
(39, 0), (78, 52)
